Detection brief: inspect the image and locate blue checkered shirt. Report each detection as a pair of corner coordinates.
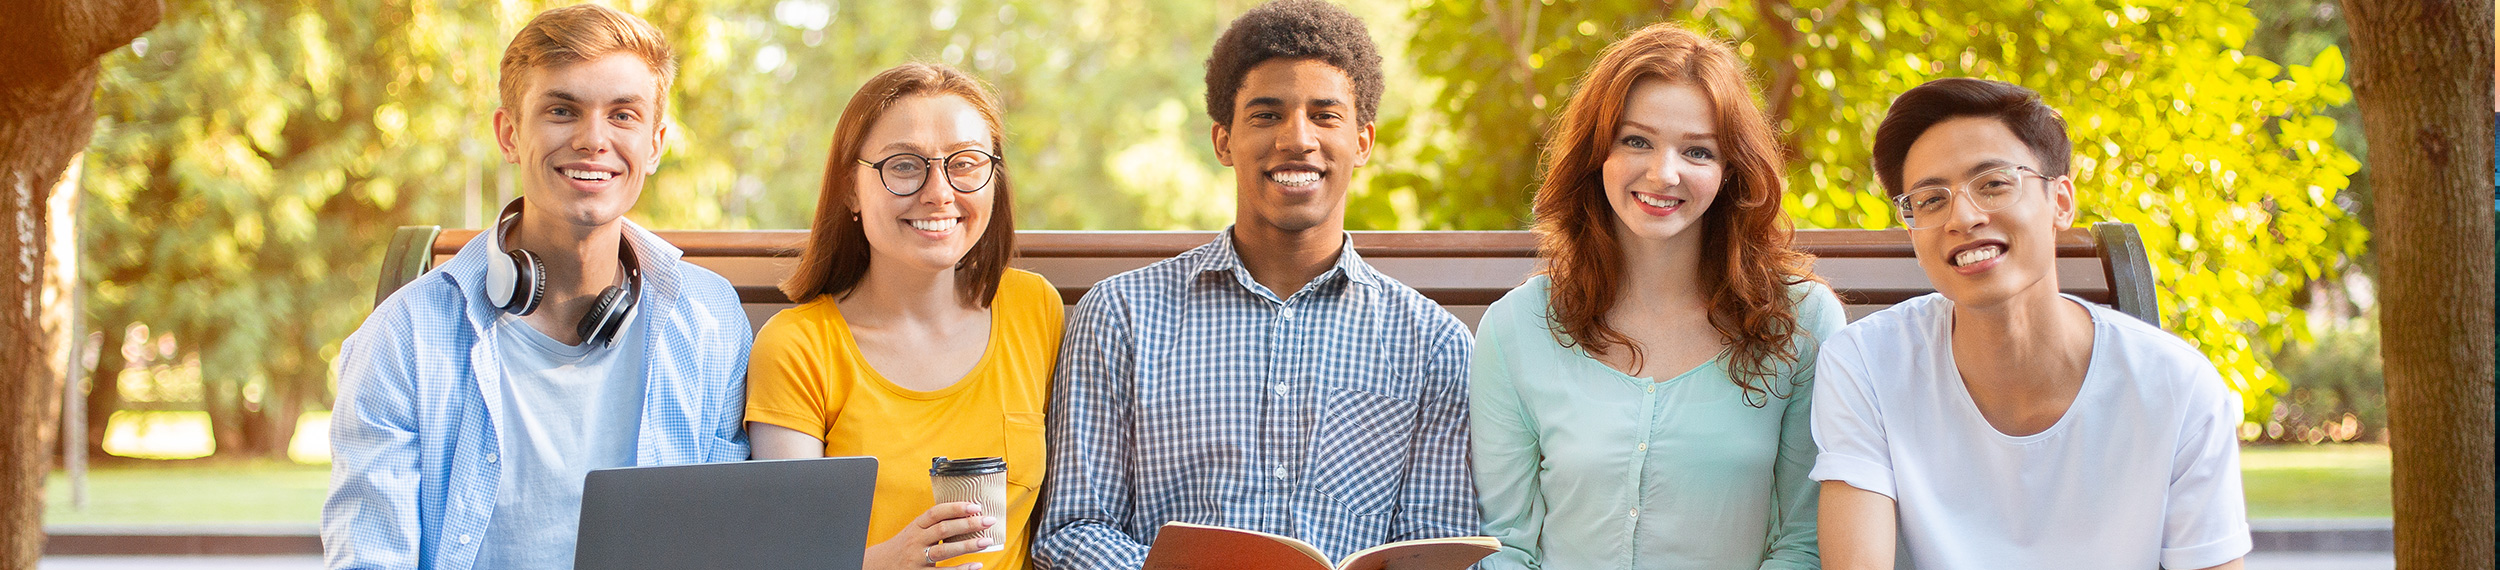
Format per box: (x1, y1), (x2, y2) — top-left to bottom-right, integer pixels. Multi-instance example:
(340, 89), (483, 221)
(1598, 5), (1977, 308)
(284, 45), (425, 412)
(1033, 230), (1480, 568)
(322, 219), (752, 570)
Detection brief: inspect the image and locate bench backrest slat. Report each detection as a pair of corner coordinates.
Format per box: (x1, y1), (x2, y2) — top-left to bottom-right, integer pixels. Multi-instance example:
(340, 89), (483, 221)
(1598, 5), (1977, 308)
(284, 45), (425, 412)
(382, 224), (2157, 330)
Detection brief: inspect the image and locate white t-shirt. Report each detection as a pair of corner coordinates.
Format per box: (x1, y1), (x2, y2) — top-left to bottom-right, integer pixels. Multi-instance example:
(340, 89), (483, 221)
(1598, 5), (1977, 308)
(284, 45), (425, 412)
(1809, 293), (2250, 570)
(477, 311), (649, 570)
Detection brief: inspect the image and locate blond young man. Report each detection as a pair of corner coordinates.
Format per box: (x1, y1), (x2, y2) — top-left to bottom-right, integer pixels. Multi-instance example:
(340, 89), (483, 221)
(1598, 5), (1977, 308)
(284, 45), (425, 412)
(322, 6), (750, 569)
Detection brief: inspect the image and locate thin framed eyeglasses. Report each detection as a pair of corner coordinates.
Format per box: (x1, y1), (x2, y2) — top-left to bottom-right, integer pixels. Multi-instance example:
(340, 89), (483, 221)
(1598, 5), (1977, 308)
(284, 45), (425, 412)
(857, 149), (1002, 196)
(1890, 165), (2049, 230)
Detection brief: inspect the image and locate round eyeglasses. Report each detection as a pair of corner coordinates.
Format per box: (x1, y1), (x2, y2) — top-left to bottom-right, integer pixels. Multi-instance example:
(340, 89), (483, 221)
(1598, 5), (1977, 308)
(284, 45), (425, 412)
(1890, 165), (2049, 230)
(857, 149), (1002, 196)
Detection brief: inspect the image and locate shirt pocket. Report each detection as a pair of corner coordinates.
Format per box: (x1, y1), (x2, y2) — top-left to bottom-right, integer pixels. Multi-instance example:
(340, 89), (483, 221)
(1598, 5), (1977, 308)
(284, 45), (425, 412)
(1003, 412), (1048, 490)
(1311, 387), (1418, 517)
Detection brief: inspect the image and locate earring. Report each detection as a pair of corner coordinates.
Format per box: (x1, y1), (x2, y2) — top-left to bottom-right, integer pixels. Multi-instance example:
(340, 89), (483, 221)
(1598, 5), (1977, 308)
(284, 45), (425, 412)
(850, 212), (860, 221)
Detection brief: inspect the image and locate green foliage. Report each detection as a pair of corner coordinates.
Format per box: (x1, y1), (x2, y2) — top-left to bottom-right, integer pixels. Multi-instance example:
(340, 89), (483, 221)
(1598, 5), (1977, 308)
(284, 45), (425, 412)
(2245, 0), (2367, 229)
(85, 0), (2362, 430)
(2265, 316), (2384, 443)
(1393, 0), (2366, 422)
(82, 0), (1263, 456)
(84, 0), (510, 455)
(643, 0), (1249, 231)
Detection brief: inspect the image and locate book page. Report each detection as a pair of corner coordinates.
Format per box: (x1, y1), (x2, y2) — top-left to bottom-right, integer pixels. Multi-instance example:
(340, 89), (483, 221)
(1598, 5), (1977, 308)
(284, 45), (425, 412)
(1142, 522), (1330, 570)
(1334, 536), (1500, 570)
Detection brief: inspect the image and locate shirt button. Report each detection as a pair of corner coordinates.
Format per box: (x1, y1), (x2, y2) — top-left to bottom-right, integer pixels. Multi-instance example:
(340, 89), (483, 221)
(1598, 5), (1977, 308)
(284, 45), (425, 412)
(1273, 383), (1290, 395)
(1279, 307), (1295, 321)
(1628, 508), (1639, 518)
(1637, 443), (1648, 452)
(458, 534), (473, 544)
(1273, 467), (1290, 480)
(1645, 386), (1656, 394)
(486, 453), (498, 463)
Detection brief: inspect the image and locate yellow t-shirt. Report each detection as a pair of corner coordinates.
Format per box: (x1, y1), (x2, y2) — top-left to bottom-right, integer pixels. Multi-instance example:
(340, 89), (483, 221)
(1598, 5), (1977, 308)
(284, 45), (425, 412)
(745, 269), (1063, 570)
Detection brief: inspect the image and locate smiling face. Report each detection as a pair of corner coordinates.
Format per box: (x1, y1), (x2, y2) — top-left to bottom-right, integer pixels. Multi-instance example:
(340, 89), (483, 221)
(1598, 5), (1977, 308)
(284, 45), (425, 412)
(1601, 79), (1724, 253)
(1899, 116), (2078, 309)
(850, 94), (996, 277)
(494, 53), (667, 230)
(1213, 58), (1374, 236)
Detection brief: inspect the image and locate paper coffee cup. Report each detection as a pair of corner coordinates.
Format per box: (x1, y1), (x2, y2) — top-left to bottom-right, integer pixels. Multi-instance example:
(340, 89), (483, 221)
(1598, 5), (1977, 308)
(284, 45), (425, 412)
(929, 456), (1008, 554)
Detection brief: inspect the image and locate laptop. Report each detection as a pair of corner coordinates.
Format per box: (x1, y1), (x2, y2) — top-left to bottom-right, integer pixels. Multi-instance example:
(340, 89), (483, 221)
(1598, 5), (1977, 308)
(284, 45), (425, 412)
(574, 456), (878, 570)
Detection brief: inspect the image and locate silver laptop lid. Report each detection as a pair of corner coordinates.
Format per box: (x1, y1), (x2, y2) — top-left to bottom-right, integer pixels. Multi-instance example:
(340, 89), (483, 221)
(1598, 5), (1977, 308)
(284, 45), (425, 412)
(575, 456), (877, 570)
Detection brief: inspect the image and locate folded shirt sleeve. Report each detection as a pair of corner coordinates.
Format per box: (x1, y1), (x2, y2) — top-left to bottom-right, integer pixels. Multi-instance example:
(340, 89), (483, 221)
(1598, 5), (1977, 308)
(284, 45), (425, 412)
(1807, 331), (1897, 499)
(2160, 365), (2253, 569)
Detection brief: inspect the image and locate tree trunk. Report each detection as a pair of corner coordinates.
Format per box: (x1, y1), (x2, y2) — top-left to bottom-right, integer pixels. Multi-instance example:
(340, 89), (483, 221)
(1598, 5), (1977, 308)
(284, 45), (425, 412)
(204, 380), (240, 458)
(0, 2), (161, 565)
(83, 320), (127, 460)
(2344, 1), (2498, 569)
(259, 372), (305, 460)
(0, 136), (74, 569)
(204, 378), (298, 461)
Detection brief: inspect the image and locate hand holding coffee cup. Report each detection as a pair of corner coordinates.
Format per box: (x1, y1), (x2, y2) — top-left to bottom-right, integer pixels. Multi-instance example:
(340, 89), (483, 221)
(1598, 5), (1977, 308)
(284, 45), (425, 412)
(929, 457), (1011, 555)
(863, 500), (996, 569)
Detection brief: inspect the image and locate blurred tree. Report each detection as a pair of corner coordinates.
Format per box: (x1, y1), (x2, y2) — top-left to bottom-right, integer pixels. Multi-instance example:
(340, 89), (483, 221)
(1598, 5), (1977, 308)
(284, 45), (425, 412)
(80, 0), (2377, 453)
(1393, 0), (2366, 424)
(2246, 0), (2365, 229)
(83, 0), (508, 459)
(80, 0), (1264, 459)
(635, 0), (1248, 231)
(2265, 316), (2383, 443)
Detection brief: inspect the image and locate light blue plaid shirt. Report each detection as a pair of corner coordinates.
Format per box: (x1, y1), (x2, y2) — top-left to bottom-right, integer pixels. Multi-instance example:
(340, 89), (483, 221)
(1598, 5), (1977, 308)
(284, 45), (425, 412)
(322, 219), (751, 570)
(1034, 229), (1479, 568)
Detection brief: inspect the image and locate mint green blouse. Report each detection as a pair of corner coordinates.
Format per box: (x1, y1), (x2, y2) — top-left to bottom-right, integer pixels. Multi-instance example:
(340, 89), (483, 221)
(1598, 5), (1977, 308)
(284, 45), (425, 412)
(1470, 276), (1844, 570)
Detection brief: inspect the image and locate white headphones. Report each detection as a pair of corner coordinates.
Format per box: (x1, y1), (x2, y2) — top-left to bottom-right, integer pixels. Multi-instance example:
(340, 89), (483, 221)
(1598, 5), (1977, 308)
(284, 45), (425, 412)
(483, 198), (642, 347)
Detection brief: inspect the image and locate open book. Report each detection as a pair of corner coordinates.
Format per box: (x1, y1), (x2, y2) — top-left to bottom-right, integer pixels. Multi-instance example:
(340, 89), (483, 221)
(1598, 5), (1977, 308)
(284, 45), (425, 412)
(1140, 521), (1499, 570)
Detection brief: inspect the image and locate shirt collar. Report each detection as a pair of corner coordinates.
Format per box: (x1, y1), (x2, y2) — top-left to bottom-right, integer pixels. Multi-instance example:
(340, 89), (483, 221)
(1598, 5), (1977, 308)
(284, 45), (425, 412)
(1193, 226), (1384, 289)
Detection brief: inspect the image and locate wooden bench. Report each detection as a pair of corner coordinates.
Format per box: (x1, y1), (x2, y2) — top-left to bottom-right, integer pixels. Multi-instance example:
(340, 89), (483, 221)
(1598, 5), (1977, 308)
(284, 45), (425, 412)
(376, 223), (2160, 329)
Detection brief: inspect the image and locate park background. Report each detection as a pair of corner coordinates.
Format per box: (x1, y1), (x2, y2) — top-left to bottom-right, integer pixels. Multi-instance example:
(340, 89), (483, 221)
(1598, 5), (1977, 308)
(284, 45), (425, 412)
(44, 0), (2401, 536)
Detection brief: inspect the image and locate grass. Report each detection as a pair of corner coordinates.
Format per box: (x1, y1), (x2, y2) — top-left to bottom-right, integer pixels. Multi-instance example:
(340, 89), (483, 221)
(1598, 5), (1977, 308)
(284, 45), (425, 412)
(45, 410), (335, 525)
(43, 415), (2393, 525)
(2240, 443), (2392, 519)
(44, 460), (332, 525)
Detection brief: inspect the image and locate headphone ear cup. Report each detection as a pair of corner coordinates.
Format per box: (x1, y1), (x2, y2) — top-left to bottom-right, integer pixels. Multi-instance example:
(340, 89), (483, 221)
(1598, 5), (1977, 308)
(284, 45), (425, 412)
(486, 248), (517, 309)
(507, 249), (545, 316)
(576, 285), (631, 347)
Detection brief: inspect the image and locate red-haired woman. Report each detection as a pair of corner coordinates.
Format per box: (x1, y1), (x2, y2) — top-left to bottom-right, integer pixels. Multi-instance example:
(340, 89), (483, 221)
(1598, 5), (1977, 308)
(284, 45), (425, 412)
(1469, 23), (1843, 569)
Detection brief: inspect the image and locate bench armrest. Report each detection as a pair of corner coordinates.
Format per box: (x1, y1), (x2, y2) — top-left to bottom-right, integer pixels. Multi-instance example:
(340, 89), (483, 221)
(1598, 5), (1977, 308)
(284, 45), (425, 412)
(2093, 221), (2160, 327)
(375, 225), (443, 307)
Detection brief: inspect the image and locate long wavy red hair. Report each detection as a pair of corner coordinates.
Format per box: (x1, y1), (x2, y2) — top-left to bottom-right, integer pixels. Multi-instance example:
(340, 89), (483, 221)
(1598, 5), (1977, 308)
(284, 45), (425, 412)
(1532, 22), (1819, 406)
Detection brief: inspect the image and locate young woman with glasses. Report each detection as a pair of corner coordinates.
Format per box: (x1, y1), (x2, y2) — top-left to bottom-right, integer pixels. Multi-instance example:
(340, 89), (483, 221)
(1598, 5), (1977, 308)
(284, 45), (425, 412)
(747, 62), (1060, 570)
